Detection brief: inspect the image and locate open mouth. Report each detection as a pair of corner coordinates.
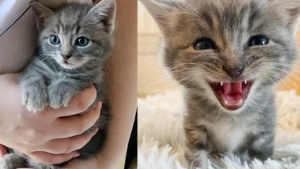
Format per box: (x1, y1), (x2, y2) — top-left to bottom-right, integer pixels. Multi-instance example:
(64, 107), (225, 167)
(209, 80), (254, 111)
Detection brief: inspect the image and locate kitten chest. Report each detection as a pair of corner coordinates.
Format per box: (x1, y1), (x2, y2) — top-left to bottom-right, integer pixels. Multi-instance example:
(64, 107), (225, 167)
(207, 119), (258, 153)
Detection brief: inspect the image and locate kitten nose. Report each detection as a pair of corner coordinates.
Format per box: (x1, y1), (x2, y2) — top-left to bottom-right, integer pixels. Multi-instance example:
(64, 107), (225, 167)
(61, 54), (72, 61)
(223, 65), (245, 79)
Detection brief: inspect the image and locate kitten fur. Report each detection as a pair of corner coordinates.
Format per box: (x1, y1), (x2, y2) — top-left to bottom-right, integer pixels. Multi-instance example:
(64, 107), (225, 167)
(0, 0), (115, 169)
(140, 0), (300, 168)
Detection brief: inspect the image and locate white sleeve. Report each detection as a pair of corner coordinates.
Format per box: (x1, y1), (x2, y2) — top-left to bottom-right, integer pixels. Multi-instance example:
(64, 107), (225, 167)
(0, 0), (31, 35)
(0, 0), (36, 74)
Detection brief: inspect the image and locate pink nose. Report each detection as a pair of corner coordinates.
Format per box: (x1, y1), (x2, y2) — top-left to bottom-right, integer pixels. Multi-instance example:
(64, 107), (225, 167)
(61, 54), (72, 61)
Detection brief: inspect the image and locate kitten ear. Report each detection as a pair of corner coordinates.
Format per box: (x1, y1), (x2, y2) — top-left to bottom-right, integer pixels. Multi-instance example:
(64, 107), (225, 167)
(275, 0), (300, 34)
(139, 0), (183, 33)
(30, 1), (54, 31)
(86, 0), (116, 34)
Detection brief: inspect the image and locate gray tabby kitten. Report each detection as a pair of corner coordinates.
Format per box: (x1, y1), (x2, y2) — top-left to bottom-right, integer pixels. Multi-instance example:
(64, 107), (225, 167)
(0, 0), (115, 169)
(141, 0), (300, 168)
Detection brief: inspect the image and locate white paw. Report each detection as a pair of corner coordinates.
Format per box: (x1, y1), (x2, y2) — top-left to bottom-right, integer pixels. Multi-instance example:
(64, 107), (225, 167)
(0, 154), (23, 169)
(48, 87), (74, 109)
(0, 159), (13, 169)
(22, 86), (48, 113)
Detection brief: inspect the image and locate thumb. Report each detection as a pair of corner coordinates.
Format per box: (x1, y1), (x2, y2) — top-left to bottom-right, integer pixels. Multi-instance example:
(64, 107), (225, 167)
(0, 144), (7, 158)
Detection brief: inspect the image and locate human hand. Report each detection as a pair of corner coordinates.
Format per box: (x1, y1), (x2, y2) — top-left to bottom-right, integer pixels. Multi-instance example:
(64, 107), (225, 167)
(0, 73), (101, 165)
(60, 157), (100, 169)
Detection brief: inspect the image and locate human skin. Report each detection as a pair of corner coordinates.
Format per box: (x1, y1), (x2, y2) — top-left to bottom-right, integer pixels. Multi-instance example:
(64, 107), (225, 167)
(0, 74), (102, 164)
(0, 0), (137, 168)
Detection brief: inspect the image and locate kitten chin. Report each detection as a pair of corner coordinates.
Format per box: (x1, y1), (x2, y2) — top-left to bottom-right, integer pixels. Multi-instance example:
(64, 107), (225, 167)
(53, 56), (91, 70)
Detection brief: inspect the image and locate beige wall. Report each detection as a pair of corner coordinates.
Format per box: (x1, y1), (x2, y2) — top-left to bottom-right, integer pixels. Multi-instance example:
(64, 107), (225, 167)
(138, 3), (180, 97)
(138, 3), (300, 97)
(277, 31), (300, 94)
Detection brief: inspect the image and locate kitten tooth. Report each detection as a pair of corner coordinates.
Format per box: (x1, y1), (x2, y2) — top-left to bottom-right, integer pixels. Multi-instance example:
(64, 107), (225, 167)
(238, 100), (243, 106)
(224, 100), (228, 105)
(245, 80), (247, 84)
(220, 82), (223, 86)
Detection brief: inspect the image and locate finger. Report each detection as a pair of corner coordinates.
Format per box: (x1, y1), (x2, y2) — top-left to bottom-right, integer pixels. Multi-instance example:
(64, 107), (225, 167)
(29, 151), (80, 165)
(37, 128), (99, 154)
(0, 144), (7, 157)
(53, 102), (101, 139)
(46, 85), (97, 117)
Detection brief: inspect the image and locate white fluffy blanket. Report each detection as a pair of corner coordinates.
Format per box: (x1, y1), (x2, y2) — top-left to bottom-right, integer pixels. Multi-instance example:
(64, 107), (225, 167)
(138, 90), (300, 169)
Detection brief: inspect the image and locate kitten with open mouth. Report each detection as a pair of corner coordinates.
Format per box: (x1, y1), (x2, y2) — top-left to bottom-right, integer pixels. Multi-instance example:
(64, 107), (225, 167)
(141, 0), (300, 168)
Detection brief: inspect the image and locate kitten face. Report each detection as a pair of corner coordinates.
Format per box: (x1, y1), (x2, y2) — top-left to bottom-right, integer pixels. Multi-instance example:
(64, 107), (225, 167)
(31, 0), (115, 69)
(142, 0), (300, 112)
(40, 20), (99, 69)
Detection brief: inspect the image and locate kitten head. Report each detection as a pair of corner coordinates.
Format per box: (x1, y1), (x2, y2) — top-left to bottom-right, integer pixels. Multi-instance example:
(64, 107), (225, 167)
(31, 0), (116, 70)
(141, 0), (300, 112)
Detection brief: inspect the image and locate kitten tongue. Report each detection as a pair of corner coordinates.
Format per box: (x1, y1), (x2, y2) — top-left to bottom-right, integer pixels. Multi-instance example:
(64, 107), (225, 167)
(223, 82), (243, 94)
(211, 80), (254, 110)
(221, 82), (243, 106)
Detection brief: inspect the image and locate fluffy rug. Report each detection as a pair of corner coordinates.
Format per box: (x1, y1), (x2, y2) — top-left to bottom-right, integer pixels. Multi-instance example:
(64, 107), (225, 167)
(138, 90), (300, 169)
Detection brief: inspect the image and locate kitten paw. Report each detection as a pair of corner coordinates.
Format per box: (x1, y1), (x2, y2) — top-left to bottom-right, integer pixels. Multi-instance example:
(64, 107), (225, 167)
(48, 85), (76, 109)
(22, 84), (48, 113)
(0, 160), (14, 169)
(0, 154), (24, 169)
(185, 150), (208, 169)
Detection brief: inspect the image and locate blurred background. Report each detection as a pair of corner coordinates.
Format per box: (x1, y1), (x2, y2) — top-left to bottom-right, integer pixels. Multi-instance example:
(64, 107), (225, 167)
(138, 2), (300, 98)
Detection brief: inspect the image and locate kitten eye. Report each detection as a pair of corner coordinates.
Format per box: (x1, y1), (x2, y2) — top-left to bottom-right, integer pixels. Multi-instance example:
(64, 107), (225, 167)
(49, 35), (60, 45)
(248, 35), (269, 47)
(193, 38), (216, 50)
(76, 37), (90, 47)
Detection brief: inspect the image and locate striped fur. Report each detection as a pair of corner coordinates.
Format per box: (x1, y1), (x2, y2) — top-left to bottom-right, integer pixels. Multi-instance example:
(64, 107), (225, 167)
(140, 0), (300, 168)
(0, 0), (116, 169)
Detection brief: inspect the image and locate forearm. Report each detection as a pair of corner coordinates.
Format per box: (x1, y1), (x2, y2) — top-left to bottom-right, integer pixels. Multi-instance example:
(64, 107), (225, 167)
(0, 73), (21, 113)
(0, 73), (21, 138)
(96, 0), (137, 168)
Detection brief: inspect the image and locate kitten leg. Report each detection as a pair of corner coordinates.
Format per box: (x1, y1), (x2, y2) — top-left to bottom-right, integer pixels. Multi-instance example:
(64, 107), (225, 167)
(249, 133), (274, 161)
(48, 80), (88, 109)
(184, 123), (208, 169)
(20, 72), (48, 113)
(239, 150), (250, 163)
(0, 154), (25, 169)
(27, 158), (56, 169)
(185, 149), (208, 169)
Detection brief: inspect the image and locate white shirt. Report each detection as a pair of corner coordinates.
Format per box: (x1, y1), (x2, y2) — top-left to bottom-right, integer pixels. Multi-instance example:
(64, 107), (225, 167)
(0, 0), (37, 74)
